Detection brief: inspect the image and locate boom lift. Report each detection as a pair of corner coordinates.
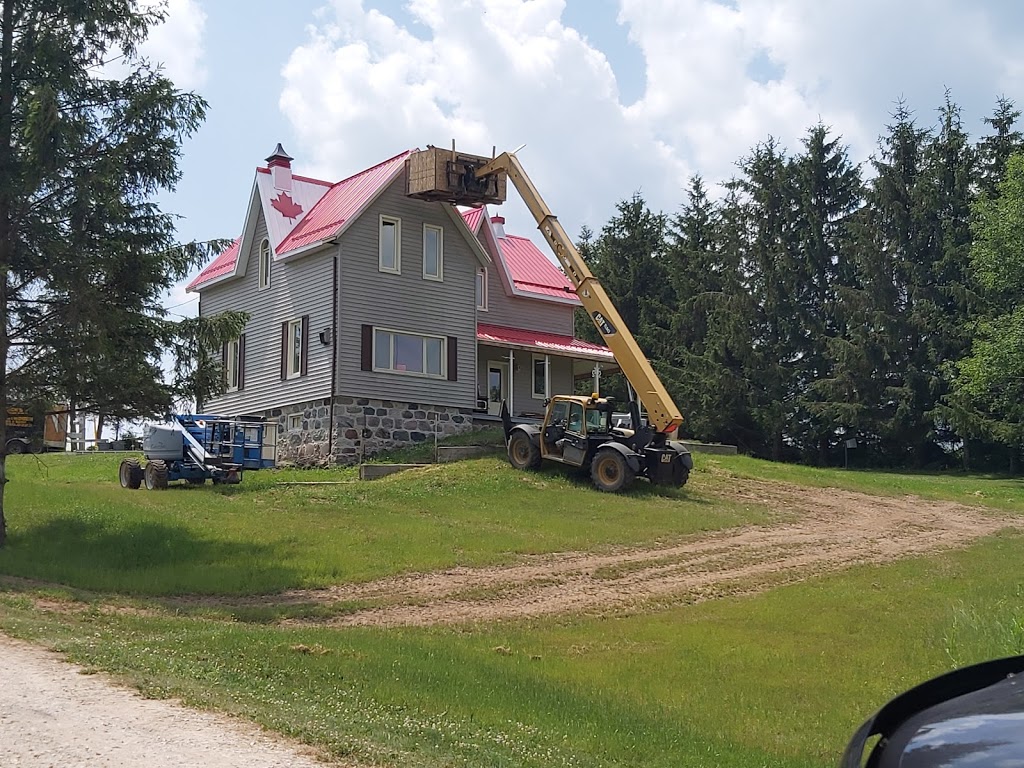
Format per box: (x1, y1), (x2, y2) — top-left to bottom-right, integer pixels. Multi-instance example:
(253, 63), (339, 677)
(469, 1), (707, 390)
(407, 145), (692, 492)
(118, 414), (276, 490)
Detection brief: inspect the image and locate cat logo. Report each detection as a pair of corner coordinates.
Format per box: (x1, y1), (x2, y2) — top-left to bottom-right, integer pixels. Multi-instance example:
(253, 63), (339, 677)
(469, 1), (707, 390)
(592, 311), (616, 336)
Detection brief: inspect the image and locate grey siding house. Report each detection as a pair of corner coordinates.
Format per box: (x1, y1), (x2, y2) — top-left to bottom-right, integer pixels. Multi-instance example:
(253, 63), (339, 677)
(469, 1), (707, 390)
(188, 145), (613, 464)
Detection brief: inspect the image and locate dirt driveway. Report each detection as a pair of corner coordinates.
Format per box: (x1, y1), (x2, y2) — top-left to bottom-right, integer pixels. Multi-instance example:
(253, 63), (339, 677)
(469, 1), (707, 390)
(2, 477), (1018, 766)
(191, 478), (1018, 627)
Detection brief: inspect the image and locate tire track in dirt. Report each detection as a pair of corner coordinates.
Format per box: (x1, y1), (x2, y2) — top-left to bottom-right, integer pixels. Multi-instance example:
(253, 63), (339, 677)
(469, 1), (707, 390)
(193, 479), (1019, 628)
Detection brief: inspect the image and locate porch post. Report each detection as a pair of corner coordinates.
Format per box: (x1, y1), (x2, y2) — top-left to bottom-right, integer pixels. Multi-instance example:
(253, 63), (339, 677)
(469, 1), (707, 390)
(508, 348), (515, 416)
(592, 362), (602, 396)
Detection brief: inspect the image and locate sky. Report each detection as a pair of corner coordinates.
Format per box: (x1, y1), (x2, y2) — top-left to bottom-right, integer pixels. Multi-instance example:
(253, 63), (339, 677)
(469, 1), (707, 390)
(143, 0), (1024, 319)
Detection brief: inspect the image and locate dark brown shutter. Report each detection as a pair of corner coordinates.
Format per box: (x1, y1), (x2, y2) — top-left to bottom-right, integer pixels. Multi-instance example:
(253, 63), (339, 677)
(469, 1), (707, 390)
(280, 321), (288, 379)
(221, 342), (228, 387)
(300, 315), (309, 377)
(237, 334), (246, 390)
(447, 336), (458, 381)
(361, 325), (373, 371)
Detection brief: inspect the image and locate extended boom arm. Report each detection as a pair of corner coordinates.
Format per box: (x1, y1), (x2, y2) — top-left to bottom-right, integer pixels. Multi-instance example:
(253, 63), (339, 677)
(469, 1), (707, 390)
(475, 152), (683, 435)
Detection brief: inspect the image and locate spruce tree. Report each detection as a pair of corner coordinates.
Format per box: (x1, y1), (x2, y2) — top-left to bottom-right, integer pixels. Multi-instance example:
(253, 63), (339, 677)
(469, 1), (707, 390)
(735, 138), (799, 460)
(788, 124), (863, 464)
(0, 2), (242, 547)
(665, 176), (753, 444)
(851, 102), (934, 464)
(583, 193), (672, 403)
(911, 95), (976, 462)
(977, 97), (1023, 197)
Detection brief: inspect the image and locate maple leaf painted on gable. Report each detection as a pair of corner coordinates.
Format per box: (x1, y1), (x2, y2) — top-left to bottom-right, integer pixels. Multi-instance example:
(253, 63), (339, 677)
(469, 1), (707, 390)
(271, 192), (303, 220)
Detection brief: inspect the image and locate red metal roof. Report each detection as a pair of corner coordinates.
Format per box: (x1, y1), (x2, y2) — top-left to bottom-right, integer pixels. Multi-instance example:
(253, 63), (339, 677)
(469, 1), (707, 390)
(276, 150), (412, 255)
(186, 237), (241, 291)
(497, 234), (580, 304)
(188, 152), (413, 291)
(460, 207), (485, 233)
(477, 322), (613, 360)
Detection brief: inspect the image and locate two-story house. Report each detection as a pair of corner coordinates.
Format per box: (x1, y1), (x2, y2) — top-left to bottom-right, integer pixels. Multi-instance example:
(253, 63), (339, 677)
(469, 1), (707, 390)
(187, 145), (613, 464)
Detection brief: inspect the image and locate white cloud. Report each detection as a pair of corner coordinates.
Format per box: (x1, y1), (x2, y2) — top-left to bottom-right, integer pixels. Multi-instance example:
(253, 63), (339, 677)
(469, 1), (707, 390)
(140, 0), (208, 90)
(278, 0), (1024, 239)
(281, 0), (674, 238)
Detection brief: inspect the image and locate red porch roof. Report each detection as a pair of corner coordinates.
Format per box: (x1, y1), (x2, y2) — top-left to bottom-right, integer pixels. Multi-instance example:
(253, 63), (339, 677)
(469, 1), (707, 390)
(477, 322), (613, 362)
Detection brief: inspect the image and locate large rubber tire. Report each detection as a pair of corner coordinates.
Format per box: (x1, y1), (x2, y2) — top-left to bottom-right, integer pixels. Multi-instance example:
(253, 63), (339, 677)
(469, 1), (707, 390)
(5, 439), (27, 455)
(673, 460), (691, 488)
(508, 431), (541, 470)
(590, 449), (635, 493)
(143, 460), (169, 490)
(119, 458), (143, 489)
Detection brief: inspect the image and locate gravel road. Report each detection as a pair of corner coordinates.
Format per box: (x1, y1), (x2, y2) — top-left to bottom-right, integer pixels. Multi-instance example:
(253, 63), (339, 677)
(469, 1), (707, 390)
(0, 633), (340, 768)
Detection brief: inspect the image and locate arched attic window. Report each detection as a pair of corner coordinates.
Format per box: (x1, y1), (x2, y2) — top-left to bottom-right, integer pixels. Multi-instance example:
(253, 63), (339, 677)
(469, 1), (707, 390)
(258, 238), (271, 291)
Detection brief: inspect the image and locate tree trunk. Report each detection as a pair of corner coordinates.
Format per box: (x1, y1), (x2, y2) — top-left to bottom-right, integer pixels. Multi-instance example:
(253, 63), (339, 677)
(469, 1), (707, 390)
(0, 0), (15, 548)
(67, 403), (82, 452)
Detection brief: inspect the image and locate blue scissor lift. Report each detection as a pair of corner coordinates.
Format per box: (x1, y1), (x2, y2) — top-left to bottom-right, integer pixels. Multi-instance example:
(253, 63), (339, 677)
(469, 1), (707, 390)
(118, 414), (277, 490)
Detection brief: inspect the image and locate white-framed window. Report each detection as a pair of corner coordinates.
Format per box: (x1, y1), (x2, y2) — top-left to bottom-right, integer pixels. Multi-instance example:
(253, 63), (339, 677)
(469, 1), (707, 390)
(287, 413), (302, 431)
(226, 338), (241, 392)
(476, 267), (488, 310)
(423, 224), (443, 281)
(288, 319), (302, 378)
(258, 238), (271, 291)
(532, 354), (550, 399)
(379, 215), (401, 273)
(282, 317), (307, 380)
(373, 328), (445, 378)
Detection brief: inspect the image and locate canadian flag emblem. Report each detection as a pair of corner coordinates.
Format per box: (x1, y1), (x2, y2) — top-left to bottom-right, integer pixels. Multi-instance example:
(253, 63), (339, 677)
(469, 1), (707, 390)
(271, 192), (303, 220)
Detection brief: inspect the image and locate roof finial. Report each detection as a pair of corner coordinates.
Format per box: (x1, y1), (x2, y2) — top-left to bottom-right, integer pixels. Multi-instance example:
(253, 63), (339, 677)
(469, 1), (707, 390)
(265, 143), (294, 168)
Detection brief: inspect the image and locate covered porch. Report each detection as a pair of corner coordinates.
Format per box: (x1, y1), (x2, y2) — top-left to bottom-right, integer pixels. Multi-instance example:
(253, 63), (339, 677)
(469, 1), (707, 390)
(475, 323), (617, 420)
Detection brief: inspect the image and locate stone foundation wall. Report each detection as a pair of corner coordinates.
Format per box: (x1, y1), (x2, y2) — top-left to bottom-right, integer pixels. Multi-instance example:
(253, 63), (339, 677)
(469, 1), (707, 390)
(332, 396), (475, 464)
(269, 398), (333, 466)
(268, 396), (475, 466)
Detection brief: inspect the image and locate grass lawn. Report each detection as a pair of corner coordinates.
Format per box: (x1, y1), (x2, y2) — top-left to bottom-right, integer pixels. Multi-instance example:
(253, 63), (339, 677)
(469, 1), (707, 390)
(1, 448), (1023, 767)
(0, 451), (774, 595)
(709, 454), (1024, 512)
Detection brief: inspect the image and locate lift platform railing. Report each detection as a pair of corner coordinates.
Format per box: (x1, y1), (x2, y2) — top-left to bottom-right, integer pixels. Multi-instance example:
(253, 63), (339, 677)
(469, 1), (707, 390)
(174, 416), (278, 470)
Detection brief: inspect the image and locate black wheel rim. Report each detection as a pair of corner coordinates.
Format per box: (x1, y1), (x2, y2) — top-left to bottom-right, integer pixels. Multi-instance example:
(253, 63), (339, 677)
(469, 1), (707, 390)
(598, 457), (619, 484)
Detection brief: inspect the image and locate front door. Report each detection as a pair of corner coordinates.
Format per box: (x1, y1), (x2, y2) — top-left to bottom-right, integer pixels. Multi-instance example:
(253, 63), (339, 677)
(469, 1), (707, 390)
(486, 361), (509, 416)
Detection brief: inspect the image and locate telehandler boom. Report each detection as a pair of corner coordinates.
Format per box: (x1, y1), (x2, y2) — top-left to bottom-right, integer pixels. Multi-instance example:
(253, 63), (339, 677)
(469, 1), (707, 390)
(474, 152), (684, 436)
